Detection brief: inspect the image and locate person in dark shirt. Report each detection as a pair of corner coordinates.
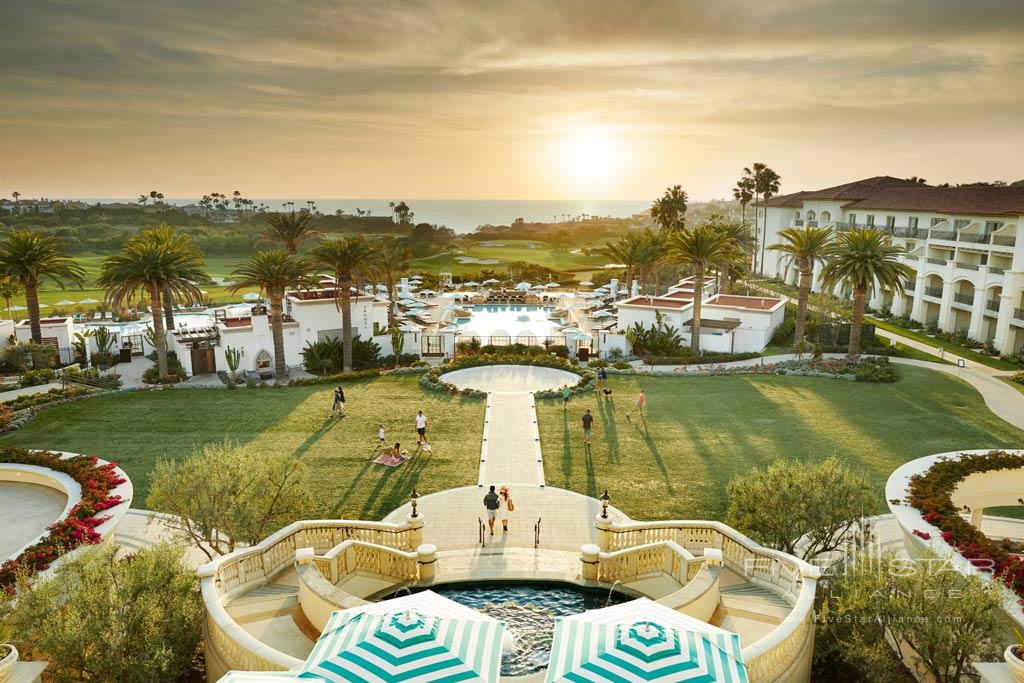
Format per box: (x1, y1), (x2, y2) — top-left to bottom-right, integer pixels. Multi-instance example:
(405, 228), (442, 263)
(581, 409), (594, 445)
(483, 485), (500, 535)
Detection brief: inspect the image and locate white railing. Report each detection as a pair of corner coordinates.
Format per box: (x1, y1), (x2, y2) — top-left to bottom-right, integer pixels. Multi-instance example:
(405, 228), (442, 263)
(599, 519), (819, 682)
(198, 518), (421, 676)
(312, 539), (419, 585)
(597, 540), (695, 585)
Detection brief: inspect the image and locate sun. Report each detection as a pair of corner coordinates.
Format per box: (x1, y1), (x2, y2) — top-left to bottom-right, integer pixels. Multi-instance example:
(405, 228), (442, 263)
(556, 129), (621, 187)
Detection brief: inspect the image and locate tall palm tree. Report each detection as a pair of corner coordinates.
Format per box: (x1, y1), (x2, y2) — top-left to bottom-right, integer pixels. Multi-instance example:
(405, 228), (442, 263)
(732, 176), (755, 228)
(650, 185), (688, 234)
(96, 228), (208, 377)
(372, 237), (411, 326)
(260, 212), (322, 254)
(229, 251), (312, 381)
(0, 230), (85, 343)
(707, 215), (754, 295)
(0, 278), (21, 320)
(770, 226), (834, 348)
(819, 229), (913, 359)
(311, 236), (377, 372)
(668, 226), (735, 356)
(147, 228), (204, 330)
(754, 166), (781, 274)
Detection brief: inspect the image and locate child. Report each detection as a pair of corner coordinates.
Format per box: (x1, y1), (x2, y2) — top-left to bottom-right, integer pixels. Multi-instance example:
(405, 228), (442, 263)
(332, 386), (345, 418)
(377, 424), (386, 449)
(561, 384), (571, 410)
(632, 389), (646, 416)
(602, 387), (613, 401)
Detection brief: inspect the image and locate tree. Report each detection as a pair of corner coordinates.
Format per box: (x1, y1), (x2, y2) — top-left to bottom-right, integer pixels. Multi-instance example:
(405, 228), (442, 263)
(600, 230), (660, 292)
(0, 277), (20, 319)
(815, 549), (1003, 682)
(260, 211), (322, 254)
(373, 237), (411, 326)
(668, 225), (734, 356)
(229, 250), (312, 381)
(770, 226), (833, 347)
(732, 176), (755, 227)
(0, 230), (85, 343)
(147, 440), (313, 559)
(650, 185), (688, 234)
(390, 325), (405, 367)
(819, 228), (913, 359)
(96, 227), (207, 377)
(312, 236), (377, 372)
(754, 165), (781, 274)
(706, 214), (754, 295)
(6, 542), (203, 682)
(725, 458), (875, 561)
(906, 176), (928, 184)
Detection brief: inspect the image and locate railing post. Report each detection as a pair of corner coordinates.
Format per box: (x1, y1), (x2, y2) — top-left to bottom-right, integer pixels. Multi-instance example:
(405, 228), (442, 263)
(594, 514), (611, 551)
(416, 543), (437, 582)
(405, 513), (424, 550)
(580, 544), (600, 581)
(704, 548), (723, 568)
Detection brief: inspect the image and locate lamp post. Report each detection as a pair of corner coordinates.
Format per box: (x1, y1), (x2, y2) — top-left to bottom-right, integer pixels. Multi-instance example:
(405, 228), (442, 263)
(600, 489), (610, 519)
(410, 489), (420, 518)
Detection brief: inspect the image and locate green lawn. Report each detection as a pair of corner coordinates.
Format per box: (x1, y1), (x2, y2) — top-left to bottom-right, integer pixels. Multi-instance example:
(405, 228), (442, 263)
(0, 374), (485, 520)
(538, 367), (1023, 522)
(409, 239), (609, 276)
(868, 317), (1018, 371)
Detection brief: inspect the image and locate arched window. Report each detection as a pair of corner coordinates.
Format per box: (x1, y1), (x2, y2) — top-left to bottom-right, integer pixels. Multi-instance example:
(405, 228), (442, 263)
(807, 210), (816, 220)
(794, 211), (801, 219)
(821, 211), (831, 221)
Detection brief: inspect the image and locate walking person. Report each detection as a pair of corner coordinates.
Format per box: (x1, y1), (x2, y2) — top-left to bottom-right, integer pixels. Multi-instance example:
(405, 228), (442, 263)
(483, 485), (500, 535)
(375, 423), (386, 452)
(632, 389), (646, 417)
(561, 384), (571, 411)
(415, 410), (428, 444)
(582, 408), (594, 449)
(332, 385), (346, 418)
(499, 486), (514, 532)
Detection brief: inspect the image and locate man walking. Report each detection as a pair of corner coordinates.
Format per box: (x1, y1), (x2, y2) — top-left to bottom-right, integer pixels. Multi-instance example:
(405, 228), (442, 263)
(483, 485), (500, 535)
(581, 409), (594, 449)
(415, 410), (428, 444)
(561, 384), (571, 411)
(332, 385), (346, 418)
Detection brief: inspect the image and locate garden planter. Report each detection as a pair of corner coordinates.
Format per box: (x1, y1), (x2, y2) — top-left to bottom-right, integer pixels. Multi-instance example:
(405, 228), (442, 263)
(1006, 645), (1024, 682)
(0, 644), (18, 680)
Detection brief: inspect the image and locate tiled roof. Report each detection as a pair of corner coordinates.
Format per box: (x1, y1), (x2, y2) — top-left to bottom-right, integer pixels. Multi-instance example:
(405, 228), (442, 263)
(683, 318), (741, 331)
(756, 176), (925, 207)
(842, 187), (1024, 217)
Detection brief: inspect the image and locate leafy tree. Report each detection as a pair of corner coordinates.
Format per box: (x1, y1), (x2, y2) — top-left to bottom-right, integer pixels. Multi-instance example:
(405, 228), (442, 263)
(6, 542), (203, 682)
(229, 250), (312, 381)
(0, 277), (21, 319)
(742, 163), (781, 273)
(147, 440), (313, 558)
(820, 228), (913, 359)
(705, 214), (754, 295)
(97, 227), (207, 377)
(390, 326), (405, 367)
(312, 236), (377, 372)
(0, 230), (86, 343)
(770, 226), (833, 347)
(668, 225), (734, 356)
(260, 211), (322, 254)
(725, 457), (874, 560)
(373, 237), (411, 326)
(815, 549), (1004, 682)
(650, 185), (688, 234)
(732, 175), (755, 227)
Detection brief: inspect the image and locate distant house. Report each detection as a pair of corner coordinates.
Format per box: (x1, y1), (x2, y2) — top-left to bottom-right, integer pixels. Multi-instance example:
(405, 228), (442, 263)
(14, 317), (76, 364)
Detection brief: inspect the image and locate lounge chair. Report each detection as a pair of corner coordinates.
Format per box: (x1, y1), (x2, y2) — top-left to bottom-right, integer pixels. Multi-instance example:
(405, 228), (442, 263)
(104, 312), (113, 320)
(93, 312), (102, 321)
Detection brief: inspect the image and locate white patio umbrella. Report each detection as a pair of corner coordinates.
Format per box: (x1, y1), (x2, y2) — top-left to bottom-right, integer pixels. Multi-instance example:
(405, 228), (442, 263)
(579, 281), (594, 287)
(515, 282), (532, 291)
(79, 298), (100, 304)
(482, 278), (500, 285)
(545, 597), (746, 683)
(242, 292), (261, 302)
(419, 289), (437, 296)
(54, 299), (77, 306)
(545, 283), (559, 288)
(37, 303), (49, 308)
(591, 310), (614, 318)
(9, 305), (26, 312)
(464, 281), (481, 287)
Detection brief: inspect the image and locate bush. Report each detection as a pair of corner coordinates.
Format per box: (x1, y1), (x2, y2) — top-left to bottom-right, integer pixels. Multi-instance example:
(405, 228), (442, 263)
(850, 356), (900, 383)
(142, 352), (187, 384)
(1, 343), (57, 373)
(587, 358), (608, 368)
(6, 542), (203, 682)
(376, 353), (421, 369)
(19, 368), (56, 387)
(612, 361), (632, 370)
(89, 349), (118, 368)
(624, 314), (682, 357)
(301, 335), (381, 374)
(0, 404), (14, 431)
(289, 367), (381, 387)
(643, 350), (761, 366)
(1012, 371), (1024, 385)
(607, 347), (624, 361)
(3, 386), (92, 411)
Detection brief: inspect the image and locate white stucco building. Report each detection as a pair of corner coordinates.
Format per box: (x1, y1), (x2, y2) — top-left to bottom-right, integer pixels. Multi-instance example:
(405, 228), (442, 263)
(755, 177), (1024, 354)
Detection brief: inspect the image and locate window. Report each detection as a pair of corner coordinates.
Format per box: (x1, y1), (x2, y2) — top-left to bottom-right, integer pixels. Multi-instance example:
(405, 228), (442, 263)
(794, 211), (801, 219)
(953, 219), (970, 230)
(848, 213), (857, 226)
(807, 210), (816, 220)
(866, 215), (875, 227)
(908, 217), (919, 229)
(931, 217), (944, 226)
(985, 221), (1004, 233)
(821, 211), (831, 221)
(886, 215), (896, 229)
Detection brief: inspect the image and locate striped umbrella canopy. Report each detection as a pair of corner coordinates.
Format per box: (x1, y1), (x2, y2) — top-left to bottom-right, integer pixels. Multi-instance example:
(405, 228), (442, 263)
(298, 590), (505, 683)
(545, 598), (747, 683)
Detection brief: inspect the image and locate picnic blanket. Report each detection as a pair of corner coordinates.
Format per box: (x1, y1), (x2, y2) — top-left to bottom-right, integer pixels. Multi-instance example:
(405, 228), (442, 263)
(373, 452), (406, 467)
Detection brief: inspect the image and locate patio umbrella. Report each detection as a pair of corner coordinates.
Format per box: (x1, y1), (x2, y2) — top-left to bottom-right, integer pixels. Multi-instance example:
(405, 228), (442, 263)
(9, 305), (26, 311)
(591, 310), (614, 318)
(37, 303), (49, 308)
(242, 292), (261, 302)
(79, 298), (100, 304)
(55, 299), (77, 306)
(579, 281), (594, 287)
(545, 283), (559, 288)
(545, 598), (747, 683)
(515, 282), (532, 291)
(299, 590), (505, 683)
(464, 281), (480, 287)
(482, 278), (500, 285)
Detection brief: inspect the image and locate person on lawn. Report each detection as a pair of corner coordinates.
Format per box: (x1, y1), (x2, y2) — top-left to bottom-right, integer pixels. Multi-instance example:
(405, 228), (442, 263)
(582, 409), (594, 445)
(632, 389), (646, 417)
(332, 386), (345, 418)
(561, 385), (571, 411)
(415, 410), (428, 444)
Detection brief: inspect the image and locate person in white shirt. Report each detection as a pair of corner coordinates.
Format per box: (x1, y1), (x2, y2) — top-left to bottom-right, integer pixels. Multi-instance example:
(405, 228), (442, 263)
(415, 411), (428, 445)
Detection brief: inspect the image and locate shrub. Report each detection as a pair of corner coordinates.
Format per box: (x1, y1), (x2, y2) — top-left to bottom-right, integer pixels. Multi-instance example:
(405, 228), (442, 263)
(607, 347), (624, 361)
(0, 404), (14, 431)
(19, 368), (56, 387)
(89, 349), (118, 368)
(289, 367), (381, 387)
(643, 350), (761, 366)
(587, 358), (608, 368)
(301, 335), (381, 374)
(3, 386), (92, 411)
(624, 313), (682, 357)
(612, 361), (632, 370)
(142, 352), (187, 384)
(1012, 371), (1024, 385)
(850, 356), (900, 383)
(1, 343), (57, 373)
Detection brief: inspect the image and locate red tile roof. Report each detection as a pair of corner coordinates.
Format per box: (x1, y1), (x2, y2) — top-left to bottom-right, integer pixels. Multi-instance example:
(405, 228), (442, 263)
(683, 318), (741, 331)
(706, 295), (781, 310)
(842, 187), (1024, 216)
(617, 296), (692, 309)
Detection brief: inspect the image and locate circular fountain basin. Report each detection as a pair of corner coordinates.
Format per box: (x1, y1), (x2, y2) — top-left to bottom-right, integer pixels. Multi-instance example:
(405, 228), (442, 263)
(439, 364), (581, 393)
(382, 581), (634, 677)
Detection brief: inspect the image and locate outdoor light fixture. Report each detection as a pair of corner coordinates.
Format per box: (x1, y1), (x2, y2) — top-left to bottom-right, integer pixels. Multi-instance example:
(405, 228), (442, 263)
(600, 489), (610, 518)
(410, 489), (420, 517)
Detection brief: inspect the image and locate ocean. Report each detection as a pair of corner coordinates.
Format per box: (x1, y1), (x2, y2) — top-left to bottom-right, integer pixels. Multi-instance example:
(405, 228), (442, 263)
(75, 198), (650, 234)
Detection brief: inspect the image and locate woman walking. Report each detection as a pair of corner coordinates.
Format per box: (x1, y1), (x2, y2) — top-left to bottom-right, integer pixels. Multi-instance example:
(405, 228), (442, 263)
(499, 485), (514, 532)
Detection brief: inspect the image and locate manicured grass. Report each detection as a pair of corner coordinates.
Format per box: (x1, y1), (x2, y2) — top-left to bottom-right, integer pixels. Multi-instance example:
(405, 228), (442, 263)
(868, 317), (1018, 371)
(999, 377), (1024, 396)
(0, 374), (485, 520)
(409, 239), (609, 276)
(538, 367), (1024, 522)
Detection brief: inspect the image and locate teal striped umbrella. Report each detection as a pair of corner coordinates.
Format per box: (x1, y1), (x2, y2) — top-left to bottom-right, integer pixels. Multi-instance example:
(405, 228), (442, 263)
(545, 598), (747, 683)
(298, 590), (505, 683)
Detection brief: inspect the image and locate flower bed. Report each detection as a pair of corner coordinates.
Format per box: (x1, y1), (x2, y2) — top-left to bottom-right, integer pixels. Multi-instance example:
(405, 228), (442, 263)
(0, 448), (128, 591)
(2, 386), (94, 411)
(421, 353), (592, 397)
(606, 357), (897, 383)
(905, 450), (1024, 600)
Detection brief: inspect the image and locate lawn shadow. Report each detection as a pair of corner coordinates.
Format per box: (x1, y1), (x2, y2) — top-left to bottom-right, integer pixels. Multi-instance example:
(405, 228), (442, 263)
(595, 397), (619, 464)
(291, 417), (341, 460)
(560, 409), (572, 486)
(359, 447), (436, 520)
(627, 411), (675, 496)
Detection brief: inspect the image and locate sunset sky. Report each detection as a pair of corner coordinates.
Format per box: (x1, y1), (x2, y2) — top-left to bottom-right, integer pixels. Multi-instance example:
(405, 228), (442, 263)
(3, 0), (1023, 201)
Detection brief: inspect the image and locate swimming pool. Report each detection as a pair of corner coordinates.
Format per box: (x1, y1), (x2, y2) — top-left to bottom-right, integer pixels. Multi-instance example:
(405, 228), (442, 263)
(454, 305), (562, 338)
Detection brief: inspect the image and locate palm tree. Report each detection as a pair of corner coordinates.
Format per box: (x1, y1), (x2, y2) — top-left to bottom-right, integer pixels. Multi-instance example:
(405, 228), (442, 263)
(96, 227), (207, 377)
(754, 166), (781, 274)
(707, 216), (754, 295)
(146, 228), (204, 330)
(650, 185), (688, 234)
(0, 230), (85, 343)
(229, 251), (312, 381)
(732, 176), (755, 227)
(0, 278), (20, 319)
(668, 226), (735, 356)
(260, 212), (322, 254)
(770, 226), (834, 347)
(311, 236), (377, 372)
(819, 229), (914, 359)
(372, 237), (411, 326)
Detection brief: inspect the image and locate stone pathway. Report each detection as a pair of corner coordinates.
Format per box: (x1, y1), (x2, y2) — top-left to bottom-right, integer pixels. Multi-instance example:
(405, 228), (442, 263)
(478, 392), (544, 487)
(0, 382), (64, 401)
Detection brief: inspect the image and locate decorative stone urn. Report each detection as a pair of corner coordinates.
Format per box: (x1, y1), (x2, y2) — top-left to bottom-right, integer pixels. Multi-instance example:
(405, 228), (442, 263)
(0, 643), (19, 681)
(1006, 644), (1024, 682)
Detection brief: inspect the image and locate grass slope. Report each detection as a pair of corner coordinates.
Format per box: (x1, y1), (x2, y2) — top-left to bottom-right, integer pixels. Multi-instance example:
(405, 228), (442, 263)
(0, 374), (484, 520)
(538, 367), (1023, 522)
(409, 239), (608, 276)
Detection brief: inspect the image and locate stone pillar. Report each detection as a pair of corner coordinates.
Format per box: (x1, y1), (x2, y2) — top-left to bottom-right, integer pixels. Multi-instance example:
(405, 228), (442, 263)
(970, 507), (985, 528)
(703, 548), (723, 568)
(580, 544), (601, 581)
(993, 271), (1023, 354)
(594, 515), (612, 552)
(891, 290), (908, 317)
(968, 287), (987, 341)
(406, 514), (424, 549)
(417, 543), (437, 582)
(938, 277), (955, 331)
(910, 272), (928, 322)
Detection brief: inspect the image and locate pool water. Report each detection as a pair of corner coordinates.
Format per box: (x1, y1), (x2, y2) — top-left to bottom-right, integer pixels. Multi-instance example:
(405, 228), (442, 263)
(454, 305), (561, 339)
(385, 582), (633, 677)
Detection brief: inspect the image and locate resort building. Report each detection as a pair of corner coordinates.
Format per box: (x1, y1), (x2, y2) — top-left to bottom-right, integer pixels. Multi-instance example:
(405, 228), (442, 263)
(14, 317), (76, 365)
(756, 176), (1024, 354)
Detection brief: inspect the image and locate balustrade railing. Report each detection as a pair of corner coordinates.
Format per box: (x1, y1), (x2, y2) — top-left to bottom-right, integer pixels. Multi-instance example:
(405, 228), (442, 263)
(956, 263), (980, 271)
(806, 220), (818, 228)
(930, 230), (956, 241)
(312, 539), (419, 585)
(926, 257), (947, 265)
(992, 235), (1016, 247)
(958, 233), (989, 244)
(1016, 308), (1024, 321)
(987, 300), (1001, 312)
(893, 227), (924, 238)
(953, 293), (974, 305)
(905, 282), (916, 292)
(597, 540), (694, 585)
(990, 266), (1006, 275)
(924, 286), (944, 298)
(793, 219), (804, 227)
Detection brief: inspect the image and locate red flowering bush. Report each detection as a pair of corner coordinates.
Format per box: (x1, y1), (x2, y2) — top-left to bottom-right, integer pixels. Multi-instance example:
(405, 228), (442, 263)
(0, 447), (126, 589)
(907, 450), (1024, 599)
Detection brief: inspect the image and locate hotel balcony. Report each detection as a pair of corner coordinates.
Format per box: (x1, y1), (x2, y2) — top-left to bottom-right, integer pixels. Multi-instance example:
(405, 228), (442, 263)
(924, 286), (944, 299)
(926, 257), (947, 266)
(1016, 308), (1024, 323)
(929, 230), (956, 241)
(954, 262), (980, 271)
(952, 293), (974, 309)
(992, 235), (1016, 247)
(990, 266), (1006, 275)
(986, 299), (1001, 314)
